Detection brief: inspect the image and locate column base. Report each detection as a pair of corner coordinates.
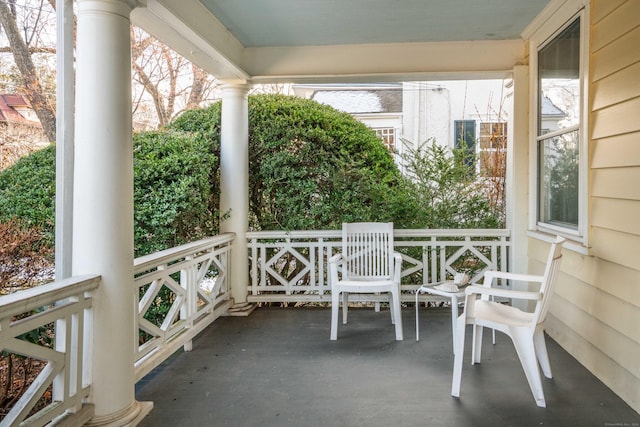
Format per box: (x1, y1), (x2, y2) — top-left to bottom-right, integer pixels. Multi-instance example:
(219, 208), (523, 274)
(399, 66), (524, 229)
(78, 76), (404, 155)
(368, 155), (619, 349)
(225, 302), (257, 317)
(84, 400), (153, 427)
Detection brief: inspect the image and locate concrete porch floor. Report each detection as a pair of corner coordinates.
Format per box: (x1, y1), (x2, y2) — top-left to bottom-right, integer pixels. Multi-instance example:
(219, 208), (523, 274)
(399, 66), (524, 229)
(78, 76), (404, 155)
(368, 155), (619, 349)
(136, 306), (639, 427)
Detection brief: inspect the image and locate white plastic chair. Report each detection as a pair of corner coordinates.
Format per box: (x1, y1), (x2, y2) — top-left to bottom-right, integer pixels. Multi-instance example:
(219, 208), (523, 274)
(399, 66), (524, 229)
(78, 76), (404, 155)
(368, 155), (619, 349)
(451, 236), (565, 407)
(329, 222), (403, 340)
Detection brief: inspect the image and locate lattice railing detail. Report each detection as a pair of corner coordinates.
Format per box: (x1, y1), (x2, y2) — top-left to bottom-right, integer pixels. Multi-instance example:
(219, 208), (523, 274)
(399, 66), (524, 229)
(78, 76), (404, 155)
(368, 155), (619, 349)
(247, 229), (510, 303)
(0, 275), (99, 427)
(133, 234), (234, 381)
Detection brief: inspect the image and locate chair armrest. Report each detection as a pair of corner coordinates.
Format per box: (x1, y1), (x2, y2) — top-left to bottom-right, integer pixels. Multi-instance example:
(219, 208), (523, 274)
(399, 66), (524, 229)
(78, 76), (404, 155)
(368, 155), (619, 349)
(465, 284), (542, 301)
(329, 253), (343, 264)
(328, 253), (343, 286)
(482, 271), (544, 287)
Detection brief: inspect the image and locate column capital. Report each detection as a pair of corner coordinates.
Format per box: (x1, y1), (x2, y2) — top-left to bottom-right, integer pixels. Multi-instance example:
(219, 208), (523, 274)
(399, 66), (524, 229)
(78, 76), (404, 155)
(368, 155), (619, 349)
(220, 81), (252, 95)
(76, 0), (139, 15)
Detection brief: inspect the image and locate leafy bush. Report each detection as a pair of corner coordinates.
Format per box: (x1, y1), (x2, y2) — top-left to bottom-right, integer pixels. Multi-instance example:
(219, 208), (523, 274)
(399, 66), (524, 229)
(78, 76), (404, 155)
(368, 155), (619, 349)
(401, 139), (502, 229)
(0, 145), (56, 244)
(0, 131), (218, 258)
(133, 130), (218, 256)
(0, 94), (502, 268)
(171, 94), (419, 230)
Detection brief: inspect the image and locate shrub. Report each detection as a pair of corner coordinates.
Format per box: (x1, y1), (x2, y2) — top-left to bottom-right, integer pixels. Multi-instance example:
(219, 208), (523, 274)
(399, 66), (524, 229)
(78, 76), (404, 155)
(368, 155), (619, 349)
(401, 139), (502, 229)
(0, 131), (219, 258)
(0, 219), (53, 293)
(133, 130), (218, 256)
(0, 145), (56, 244)
(171, 94), (419, 230)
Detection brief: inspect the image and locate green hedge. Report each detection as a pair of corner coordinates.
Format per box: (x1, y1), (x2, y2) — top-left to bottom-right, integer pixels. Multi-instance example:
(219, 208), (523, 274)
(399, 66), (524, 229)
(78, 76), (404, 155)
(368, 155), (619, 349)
(0, 145), (56, 244)
(171, 94), (420, 230)
(0, 131), (218, 257)
(0, 94), (501, 260)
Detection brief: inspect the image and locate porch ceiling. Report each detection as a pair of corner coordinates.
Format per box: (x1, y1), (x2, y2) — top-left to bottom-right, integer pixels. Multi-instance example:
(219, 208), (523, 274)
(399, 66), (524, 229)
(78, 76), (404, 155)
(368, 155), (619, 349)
(131, 0), (552, 83)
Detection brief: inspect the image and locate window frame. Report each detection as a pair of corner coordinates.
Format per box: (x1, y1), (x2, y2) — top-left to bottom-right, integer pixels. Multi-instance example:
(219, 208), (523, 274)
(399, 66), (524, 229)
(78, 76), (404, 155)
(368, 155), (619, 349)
(373, 127), (398, 152)
(527, 2), (589, 246)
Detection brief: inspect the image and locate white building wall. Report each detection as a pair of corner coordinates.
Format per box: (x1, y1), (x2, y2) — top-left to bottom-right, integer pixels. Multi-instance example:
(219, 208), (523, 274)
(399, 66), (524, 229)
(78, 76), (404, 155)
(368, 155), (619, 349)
(402, 79), (508, 151)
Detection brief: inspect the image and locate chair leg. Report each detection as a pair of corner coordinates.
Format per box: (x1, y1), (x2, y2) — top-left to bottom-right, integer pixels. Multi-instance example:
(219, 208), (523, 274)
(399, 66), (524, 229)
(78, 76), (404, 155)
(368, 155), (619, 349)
(534, 329), (552, 378)
(330, 290), (340, 340)
(390, 289), (403, 340)
(342, 291), (349, 324)
(511, 328), (546, 407)
(471, 325), (483, 364)
(451, 315), (466, 397)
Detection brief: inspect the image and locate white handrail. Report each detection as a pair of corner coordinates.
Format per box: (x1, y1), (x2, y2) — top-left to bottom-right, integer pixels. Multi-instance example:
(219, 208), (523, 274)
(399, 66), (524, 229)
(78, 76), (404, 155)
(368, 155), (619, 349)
(0, 275), (100, 427)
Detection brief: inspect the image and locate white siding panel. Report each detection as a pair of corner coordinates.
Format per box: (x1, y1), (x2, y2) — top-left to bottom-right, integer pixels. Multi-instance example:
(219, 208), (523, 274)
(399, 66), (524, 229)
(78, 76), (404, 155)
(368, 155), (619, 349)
(559, 248), (640, 307)
(591, 97), (640, 140)
(591, 62), (640, 111)
(591, 26), (640, 81)
(591, 0), (627, 24)
(591, 167), (640, 200)
(553, 274), (639, 342)
(591, 132), (640, 169)
(591, 227), (640, 271)
(592, 197), (640, 236)
(545, 312), (640, 413)
(591, 0), (640, 52)
(548, 295), (639, 380)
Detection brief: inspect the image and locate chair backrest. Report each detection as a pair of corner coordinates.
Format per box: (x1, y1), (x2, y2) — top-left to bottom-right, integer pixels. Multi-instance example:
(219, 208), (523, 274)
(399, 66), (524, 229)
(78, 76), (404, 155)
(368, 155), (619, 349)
(342, 222), (394, 282)
(534, 236), (565, 324)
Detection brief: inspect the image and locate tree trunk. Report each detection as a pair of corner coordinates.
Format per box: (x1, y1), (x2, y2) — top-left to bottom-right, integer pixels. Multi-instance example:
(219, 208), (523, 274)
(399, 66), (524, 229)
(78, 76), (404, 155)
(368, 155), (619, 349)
(187, 64), (208, 110)
(0, 0), (57, 143)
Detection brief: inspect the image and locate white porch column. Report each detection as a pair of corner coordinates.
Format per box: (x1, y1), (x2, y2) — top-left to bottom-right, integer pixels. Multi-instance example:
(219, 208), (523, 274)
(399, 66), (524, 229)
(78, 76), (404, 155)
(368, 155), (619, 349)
(219, 83), (253, 314)
(506, 64), (530, 310)
(73, 0), (151, 425)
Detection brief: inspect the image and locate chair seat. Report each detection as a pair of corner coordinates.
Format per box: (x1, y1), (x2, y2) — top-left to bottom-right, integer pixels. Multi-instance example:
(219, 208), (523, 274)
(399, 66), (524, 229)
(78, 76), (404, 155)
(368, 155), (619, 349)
(474, 300), (534, 328)
(336, 279), (395, 291)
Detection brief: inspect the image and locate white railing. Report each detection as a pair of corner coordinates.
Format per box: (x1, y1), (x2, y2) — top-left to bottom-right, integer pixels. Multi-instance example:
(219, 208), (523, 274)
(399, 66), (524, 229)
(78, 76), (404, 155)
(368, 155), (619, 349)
(0, 275), (100, 427)
(133, 233), (234, 381)
(247, 229), (510, 303)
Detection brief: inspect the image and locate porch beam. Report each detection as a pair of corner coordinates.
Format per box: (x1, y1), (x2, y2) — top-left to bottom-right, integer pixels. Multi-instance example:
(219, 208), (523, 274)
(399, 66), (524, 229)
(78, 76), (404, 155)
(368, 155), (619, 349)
(72, 0), (151, 424)
(244, 39), (526, 84)
(130, 0), (249, 82)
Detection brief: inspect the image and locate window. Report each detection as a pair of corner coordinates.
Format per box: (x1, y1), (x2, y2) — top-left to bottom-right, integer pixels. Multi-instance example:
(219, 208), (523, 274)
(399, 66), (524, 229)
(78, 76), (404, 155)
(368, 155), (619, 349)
(454, 120), (476, 151)
(535, 16), (584, 236)
(454, 120), (476, 169)
(374, 127), (397, 151)
(479, 122), (507, 178)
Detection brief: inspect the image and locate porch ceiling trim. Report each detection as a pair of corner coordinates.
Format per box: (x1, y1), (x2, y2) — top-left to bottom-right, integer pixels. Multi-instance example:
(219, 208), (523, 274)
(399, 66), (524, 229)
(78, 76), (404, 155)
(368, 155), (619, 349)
(131, 0), (249, 82)
(244, 39), (526, 84)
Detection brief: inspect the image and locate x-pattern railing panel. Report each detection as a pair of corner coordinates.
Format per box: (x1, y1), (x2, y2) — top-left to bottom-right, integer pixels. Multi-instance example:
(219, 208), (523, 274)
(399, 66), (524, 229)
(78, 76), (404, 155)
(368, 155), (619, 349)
(0, 275), (99, 427)
(247, 229), (510, 303)
(133, 234), (234, 380)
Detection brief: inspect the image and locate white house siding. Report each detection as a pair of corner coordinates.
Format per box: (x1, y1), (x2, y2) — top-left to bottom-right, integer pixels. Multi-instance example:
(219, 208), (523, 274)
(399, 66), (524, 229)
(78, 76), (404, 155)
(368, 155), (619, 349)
(539, 0), (640, 413)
